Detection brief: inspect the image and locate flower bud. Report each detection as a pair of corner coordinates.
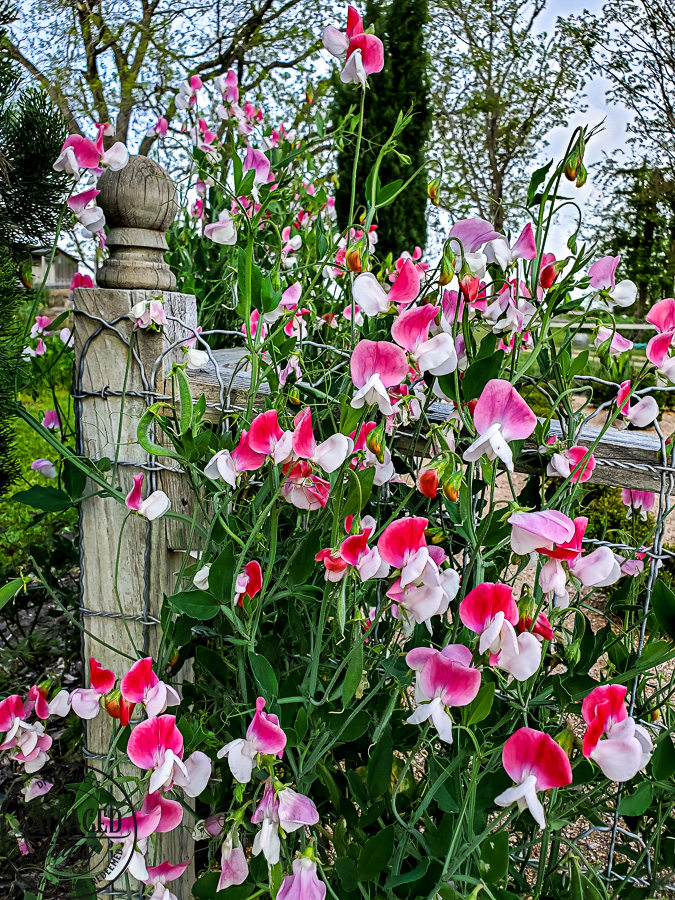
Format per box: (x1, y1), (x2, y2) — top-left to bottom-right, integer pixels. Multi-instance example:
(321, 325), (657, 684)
(441, 469), (462, 502)
(288, 387), (302, 406)
(417, 466), (439, 498)
(439, 246), (456, 286)
(366, 419), (386, 463)
(346, 244), (363, 273)
(458, 262), (479, 302)
(169, 650), (180, 667)
(104, 689), (135, 727)
(650, 708), (661, 723)
(575, 162), (587, 188)
(428, 176), (441, 205)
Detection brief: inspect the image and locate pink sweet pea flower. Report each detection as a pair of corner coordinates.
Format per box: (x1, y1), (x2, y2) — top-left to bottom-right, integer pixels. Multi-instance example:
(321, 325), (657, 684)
(130, 298), (168, 330)
(460, 582), (541, 680)
(204, 430), (266, 487)
(449, 217), (502, 253)
(281, 461), (330, 510)
(234, 560), (263, 606)
(646, 297), (675, 333)
(622, 489), (655, 520)
(53, 134), (101, 179)
(141, 790), (184, 833)
(647, 328), (675, 380)
(315, 547), (350, 582)
(127, 714), (211, 797)
(121, 657), (180, 718)
(31, 458), (57, 479)
(508, 509), (575, 555)
(101, 807), (162, 883)
(22, 777), (53, 802)
(248, 410), (294, 464)
(616, 380), (659, 427)
(146, 117), (169, 138)
(263, 282), (301, 324)
(484, 223), (537, 269)
(516, 613), (553, 642)
(588, 255), (636, 307)
(378, 517), (428, 582)
(215, 70), (239, 104)
(67, 187), (105, 233)
(391, 304), (457, 376)
(70, 272), (94, 291)
(351, 421), (397, 484)
(463, 380), (536, 471)
(0, 695), (53, 773)
(218, 831), (249, 891)
(251, 782), (319, 865)
(125, 473), (171, 520)
(30, 315), (52, 337)
(277, 856), (326, 900)
(143, 860), (190, 900)
(322, 6), (384, 88)
(243, 145), (273, 193)
(494, 727), (572, 828)
(205, 210), (238, 245)
(352, 258), (421, 316)
(42, 409), (59, 430)
(350, 339), (408, 416)
(26, 684), (70, 720)
(582, 684), (653, 781)
(595, 326), (633, 356)
(292, 407), (354, 473)
(175, 75), (203, 110)
(70, 657), (115, 719)
(340, 525), (389, 582)
(546, 445), (595, 483)
(405, 644), (481, 743)
(217, 696), (287, 783)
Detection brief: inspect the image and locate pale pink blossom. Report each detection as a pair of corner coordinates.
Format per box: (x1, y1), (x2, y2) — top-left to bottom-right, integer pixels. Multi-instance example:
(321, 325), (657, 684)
(582, 684), (652, 781)
(622, 489), (655, 520)
(125, 473), (171, 520)
(251, 782), (319, 865)
(463, 380), (536, 471)
(616, 380), (659, 427)
(350, 339), (408, 416)
(217, 696), (286, 783)
(121, 657), (179, 718)
(588, 255), (636, 308)
(595, 326), (633, 356)
(352, 258), (420, 316)
(31, 458), (57, 479)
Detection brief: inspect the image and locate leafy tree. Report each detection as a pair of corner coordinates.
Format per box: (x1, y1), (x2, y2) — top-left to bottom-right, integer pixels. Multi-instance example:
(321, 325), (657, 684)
(332, 0), (431, 258)
(1, 0), (327, 155)
(592, 160), (675, 319)
(429, 0), (591, 231)
(585, 0), (675, 173)
(0, 10), (68, 494)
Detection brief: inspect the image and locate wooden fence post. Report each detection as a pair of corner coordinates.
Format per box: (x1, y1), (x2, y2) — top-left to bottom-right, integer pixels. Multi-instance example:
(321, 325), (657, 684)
(72, 155), (196, 890)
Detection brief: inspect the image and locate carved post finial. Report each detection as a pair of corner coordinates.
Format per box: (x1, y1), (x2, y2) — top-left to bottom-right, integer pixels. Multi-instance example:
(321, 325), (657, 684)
(96, 155), (178, 291)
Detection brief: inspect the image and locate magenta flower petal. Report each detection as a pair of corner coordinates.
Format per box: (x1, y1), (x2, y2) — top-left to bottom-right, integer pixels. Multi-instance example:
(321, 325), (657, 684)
(377, 517), (428, 569)
(127, 715), (184, 770)
(346, 33), (384, 75)
(582, 684), (628, 756)
(388, 258), (421, 306)
(510, 223), (537, 260)
(121, 657), (158, 703)
(417, 652), (481, 707)
(350, 339), (408, 389)
(247, 697), (287, 756)
(292, 407), (316, 458)
(459, 582), (518, 634)
(588, 255), (619, 290)
(473, 380), (536, 442)
(125, 473), (144, 511)
(646, 297), (675, 333)
(391, 305), (438, 353)
(89, 658), (115, 694)
(502, 726), (572, 791)
(248, 410), (284, 455)
(140, 790), (184, 833)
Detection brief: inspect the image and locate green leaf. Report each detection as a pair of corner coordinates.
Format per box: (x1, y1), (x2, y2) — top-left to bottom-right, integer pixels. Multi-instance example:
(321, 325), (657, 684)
(569, 350), (590, 379)
(261, 276), (282, 315)
(652, 580), (675, 641)
(527, 159), (553, 206)
(342, 640), (363, 708)
(63, 458), (87, 500)
(617, 780), (653, 816)
(461, 351), (504, 400)
(342, 466), (376, 517)
(191, 871), (250, 900)
(653, 734), (675, 780)
(289, 530), (323, 587)
(248, 650), (278, 698)
(195, 647), (230, 685)
(167, 590), (219, 620)
(479, 831), (509, 884)
(375, 179), (403, 208)
(335, 857), (358, 892)
(385, 859), (430, 889)
(174, 366), (193, 435)
(209, 543), (236, 601)
(0, 577), (23, 611)
(13, 485), (72, 512)
(466, 682), (495, 725)
(367, 726), (393, 798)
(358, 824), (395, 881)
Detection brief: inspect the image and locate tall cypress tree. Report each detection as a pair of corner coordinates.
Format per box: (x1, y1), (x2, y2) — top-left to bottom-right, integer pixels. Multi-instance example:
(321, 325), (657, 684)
(332, 0), (431, 260)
